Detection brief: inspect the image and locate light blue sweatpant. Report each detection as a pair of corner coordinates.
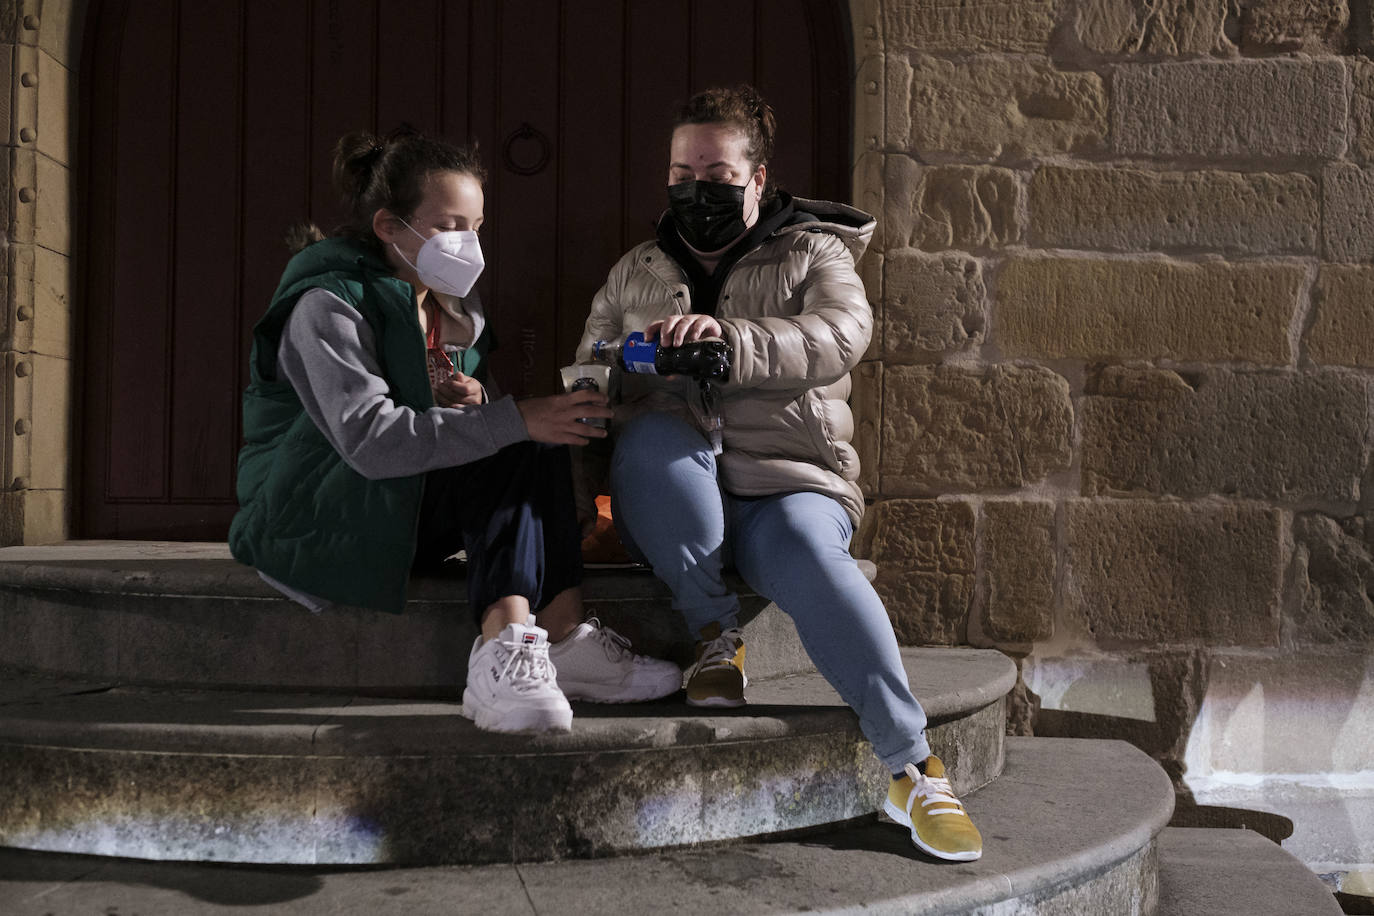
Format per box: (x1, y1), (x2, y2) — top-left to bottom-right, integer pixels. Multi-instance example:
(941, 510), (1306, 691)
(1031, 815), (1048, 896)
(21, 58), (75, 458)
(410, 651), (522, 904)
(610, 411), (932, 772)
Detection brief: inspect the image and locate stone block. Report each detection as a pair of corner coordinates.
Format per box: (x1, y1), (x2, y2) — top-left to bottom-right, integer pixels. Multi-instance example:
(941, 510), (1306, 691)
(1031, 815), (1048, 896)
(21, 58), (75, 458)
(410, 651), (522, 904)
(0, 1), (26, 43)
(858, 248), (883, 362)
(38, 0), (82, 68)
(1291, 513), (1374, 644)
(10, 40), (37, 153)
(853, 498), (975, 645)
(2, 242), (29, 349)
(1238, 0), (1348, 50)
(31, 244), (69, 357)
(1323, 165), (1374, 263)
(1064, 500), (1284, 646)
(1073, 0), (1230, 55)
(1027, 649), (1209, 780)
(36, 49), (69, 166)
(1029, 166), (1317, 254)
(882, 250), (985, 359)
(1187, 649), (1374, 775)
(1309, 266), (1374, 367)
(24, 351), (69, 491)
(0, 486), (64, 546)
(34, 152), (68, 254)
(851, 361), (881, 497)
(1353, 61), (1374, 164)
(879, 154), (921, 254)
(1112, 60), (1346, 160)
(855, 56), (884, 168)
(907, 55), (1107, 162)
(7, 147), (36, 244)
(1081, 367), (1368, 503)
(1, 350), (31, 490)
(880, 364), (1072, 493)
(0, 43), (12, 145)
(982, 500), (1055, 643)
(885, 53), (912, 150)
(883, 0), (1058, 53)
(996, 257), (1299, 364)
(912, 166), (1021, 251)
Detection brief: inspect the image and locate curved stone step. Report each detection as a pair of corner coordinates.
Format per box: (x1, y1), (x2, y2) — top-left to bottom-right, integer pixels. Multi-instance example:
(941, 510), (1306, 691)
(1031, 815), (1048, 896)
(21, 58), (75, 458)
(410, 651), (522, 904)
(0, 541), (859, 689)
(0, 738), (1177, 915)
(1159, 827), (1342, 915)
(0, 647), (1014, 865)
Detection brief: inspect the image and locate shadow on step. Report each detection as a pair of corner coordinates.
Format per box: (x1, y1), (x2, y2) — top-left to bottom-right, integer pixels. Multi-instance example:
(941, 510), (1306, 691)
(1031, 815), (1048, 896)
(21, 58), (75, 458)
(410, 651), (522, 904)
(0, 846), (327, 907)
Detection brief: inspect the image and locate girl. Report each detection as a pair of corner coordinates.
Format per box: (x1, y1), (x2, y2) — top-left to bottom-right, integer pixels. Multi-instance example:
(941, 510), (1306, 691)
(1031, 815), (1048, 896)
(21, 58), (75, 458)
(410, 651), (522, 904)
(232, 126), (680, 734)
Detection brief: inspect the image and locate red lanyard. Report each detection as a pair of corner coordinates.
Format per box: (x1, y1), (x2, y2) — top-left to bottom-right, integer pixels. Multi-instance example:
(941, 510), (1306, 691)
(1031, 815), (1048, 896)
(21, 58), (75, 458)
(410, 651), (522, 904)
(423, 298), (442, 350)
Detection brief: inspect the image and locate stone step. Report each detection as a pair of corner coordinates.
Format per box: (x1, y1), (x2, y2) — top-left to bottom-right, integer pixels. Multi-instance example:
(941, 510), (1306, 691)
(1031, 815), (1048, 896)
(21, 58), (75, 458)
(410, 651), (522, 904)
(0, 738), (1181, 915)
(1028, 647), (1374, 895)
(0, 541), (854, 690)
(0, 646), (1014, 865)
(1158, 827), (1343, 915)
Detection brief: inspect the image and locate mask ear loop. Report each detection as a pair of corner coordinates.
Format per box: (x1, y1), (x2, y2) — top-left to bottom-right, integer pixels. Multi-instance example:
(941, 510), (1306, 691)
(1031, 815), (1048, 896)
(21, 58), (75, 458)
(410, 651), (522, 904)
(390, 217), (429, 273)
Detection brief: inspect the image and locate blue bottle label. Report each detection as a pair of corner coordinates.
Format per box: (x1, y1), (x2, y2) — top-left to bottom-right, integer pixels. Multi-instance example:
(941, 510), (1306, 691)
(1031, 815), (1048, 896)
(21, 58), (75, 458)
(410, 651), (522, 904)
(621, 331), (659, 374)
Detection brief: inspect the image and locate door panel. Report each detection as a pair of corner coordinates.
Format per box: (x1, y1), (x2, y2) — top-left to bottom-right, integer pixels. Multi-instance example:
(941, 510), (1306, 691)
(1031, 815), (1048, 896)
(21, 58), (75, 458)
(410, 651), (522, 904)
(79, 0), (852, 538)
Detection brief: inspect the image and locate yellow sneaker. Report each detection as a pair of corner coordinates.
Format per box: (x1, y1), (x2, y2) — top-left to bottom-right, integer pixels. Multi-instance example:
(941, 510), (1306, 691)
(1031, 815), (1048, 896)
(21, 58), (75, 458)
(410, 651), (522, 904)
(883, 755), (983, 861)
(685, 622), (747, 708)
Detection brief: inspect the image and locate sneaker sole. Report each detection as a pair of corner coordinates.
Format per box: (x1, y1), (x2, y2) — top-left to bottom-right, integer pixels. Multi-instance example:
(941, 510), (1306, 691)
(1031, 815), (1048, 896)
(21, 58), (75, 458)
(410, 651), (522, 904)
(558, 678), (682, 704)
(461, 692), (572, 734)
(685, 693), (747, 708)
(882, 799), (983, 862)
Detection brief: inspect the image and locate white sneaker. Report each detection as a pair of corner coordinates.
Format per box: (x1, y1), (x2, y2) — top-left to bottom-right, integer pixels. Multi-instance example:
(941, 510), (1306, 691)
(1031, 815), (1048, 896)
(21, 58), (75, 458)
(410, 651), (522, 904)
(461, 616), (572, 733)
(548, 617), (682, 703)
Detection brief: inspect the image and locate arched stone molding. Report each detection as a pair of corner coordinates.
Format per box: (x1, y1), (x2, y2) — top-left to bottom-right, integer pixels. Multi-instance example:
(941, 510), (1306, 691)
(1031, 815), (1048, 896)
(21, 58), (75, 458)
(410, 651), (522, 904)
(848, 0), (887, 500)
(0, 0), (83, 544)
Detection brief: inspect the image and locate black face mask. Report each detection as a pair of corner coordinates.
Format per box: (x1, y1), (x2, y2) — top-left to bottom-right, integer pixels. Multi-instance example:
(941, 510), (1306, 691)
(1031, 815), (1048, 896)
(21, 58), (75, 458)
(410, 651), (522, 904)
(667, 180), (748, 252)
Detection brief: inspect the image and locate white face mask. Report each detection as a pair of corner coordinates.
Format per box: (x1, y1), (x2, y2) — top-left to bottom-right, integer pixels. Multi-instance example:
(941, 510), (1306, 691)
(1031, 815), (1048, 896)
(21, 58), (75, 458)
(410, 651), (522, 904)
(393, 219), (485, 298)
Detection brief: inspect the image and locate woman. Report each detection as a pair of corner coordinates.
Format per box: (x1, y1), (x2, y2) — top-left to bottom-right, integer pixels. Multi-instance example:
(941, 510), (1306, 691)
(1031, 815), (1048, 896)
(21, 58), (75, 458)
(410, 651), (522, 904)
(576, 88), (983, 861)
(231, 126), (680, 735)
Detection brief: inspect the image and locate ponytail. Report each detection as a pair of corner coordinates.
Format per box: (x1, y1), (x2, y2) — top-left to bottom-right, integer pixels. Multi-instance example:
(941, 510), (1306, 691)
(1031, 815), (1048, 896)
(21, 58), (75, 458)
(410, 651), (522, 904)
(284, 124), (485, 253)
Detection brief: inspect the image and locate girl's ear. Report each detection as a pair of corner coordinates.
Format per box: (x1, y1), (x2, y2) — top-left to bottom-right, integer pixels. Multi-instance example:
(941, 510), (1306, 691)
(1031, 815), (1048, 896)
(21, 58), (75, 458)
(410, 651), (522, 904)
(373, 208), (404, 245)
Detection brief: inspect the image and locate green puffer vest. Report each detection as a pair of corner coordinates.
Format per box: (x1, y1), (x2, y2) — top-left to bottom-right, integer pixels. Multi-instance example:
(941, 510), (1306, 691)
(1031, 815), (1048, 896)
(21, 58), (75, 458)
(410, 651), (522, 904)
(229, 237), (489, 614)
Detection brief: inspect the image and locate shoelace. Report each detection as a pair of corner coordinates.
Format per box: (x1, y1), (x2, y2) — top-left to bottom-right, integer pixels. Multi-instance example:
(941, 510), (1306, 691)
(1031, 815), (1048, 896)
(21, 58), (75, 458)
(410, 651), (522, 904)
(696, 628), (743, 670)
(498, 639), (556, 688)
(903, 763), (967, 817)
(583, 617), (634, 662)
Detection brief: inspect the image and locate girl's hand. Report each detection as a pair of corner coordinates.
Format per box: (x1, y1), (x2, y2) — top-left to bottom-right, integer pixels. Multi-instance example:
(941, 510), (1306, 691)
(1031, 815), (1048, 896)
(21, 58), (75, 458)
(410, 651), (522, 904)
(645, 314), (723, 347)
(517, 390), (613, 445)
(434, 374), (484, 407)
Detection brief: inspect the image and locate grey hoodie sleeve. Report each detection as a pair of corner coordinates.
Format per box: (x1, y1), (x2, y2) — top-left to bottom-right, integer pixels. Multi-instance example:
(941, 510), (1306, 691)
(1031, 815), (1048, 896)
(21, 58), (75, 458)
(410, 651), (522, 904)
(277, 288), (528, 480)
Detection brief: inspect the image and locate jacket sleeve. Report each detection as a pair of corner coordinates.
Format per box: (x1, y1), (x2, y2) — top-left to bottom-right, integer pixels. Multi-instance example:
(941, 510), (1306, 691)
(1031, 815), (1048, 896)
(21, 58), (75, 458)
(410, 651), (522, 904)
(279, 288), (529, 480)
(575, 251), (634, 363)
(717, 234), (872, 390)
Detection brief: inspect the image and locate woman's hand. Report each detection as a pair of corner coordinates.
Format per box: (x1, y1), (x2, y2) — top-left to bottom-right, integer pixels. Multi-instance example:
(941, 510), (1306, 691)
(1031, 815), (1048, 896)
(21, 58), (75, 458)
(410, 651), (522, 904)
(433, 374), (485, 407)
(517, 390), (613, 445)
(646, 314), (722, 347)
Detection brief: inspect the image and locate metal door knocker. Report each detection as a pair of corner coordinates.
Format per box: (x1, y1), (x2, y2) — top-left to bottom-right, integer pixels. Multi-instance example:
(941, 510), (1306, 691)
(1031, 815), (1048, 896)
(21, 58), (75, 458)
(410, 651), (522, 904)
(501, 122), (551, 176)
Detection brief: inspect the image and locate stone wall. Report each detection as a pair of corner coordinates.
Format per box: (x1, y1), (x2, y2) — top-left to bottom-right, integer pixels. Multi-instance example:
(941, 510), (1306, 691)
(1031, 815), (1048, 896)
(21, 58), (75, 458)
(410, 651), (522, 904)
(0, 0), (78, 545)
(849, 0), (1373, 876)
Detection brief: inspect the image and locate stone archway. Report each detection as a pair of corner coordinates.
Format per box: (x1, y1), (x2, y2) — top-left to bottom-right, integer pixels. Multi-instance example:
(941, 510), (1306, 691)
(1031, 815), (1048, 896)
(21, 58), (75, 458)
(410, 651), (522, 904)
(0, 0), (882, 546)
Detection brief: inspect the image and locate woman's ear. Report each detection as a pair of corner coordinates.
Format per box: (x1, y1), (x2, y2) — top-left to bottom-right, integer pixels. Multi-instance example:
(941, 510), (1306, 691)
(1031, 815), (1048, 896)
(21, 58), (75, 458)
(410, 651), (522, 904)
(753, 165), (767, 200)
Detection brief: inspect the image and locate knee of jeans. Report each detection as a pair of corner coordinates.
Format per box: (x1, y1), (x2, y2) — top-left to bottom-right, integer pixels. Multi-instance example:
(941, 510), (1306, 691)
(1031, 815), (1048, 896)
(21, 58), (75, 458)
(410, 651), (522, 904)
(614, 412), (712, 472)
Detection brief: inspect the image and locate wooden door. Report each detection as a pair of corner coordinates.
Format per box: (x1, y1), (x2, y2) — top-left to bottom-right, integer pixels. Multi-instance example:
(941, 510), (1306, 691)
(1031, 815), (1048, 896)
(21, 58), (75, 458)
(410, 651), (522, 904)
(78, 0), (852, 539)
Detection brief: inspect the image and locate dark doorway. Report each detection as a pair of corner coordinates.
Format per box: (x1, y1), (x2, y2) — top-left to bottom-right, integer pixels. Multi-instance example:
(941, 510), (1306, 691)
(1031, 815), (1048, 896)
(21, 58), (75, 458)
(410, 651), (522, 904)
(78, 0), (853, 539)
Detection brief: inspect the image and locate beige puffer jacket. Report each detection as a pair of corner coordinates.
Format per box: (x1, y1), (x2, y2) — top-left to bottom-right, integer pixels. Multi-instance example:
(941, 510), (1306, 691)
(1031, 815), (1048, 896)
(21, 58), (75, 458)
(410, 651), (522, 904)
(575, 197), (875, 527)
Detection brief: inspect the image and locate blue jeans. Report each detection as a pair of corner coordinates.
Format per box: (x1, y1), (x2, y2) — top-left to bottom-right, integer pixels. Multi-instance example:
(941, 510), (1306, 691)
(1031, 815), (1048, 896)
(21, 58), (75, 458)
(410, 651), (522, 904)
(610, 412), (931, 771)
